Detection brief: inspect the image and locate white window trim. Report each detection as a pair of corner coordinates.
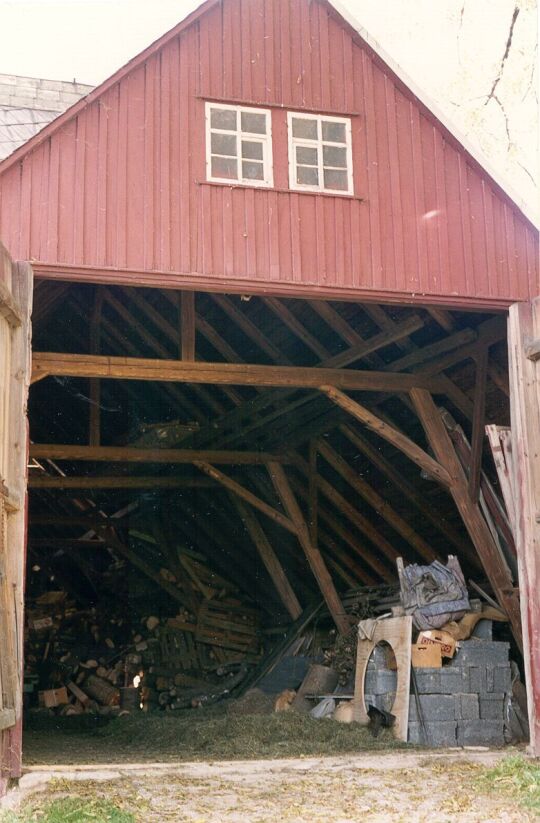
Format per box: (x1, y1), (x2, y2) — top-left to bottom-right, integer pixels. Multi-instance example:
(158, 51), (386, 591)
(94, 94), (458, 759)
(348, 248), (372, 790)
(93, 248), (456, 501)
(287, 111), (354, 196)
(205, 101), (274, 188)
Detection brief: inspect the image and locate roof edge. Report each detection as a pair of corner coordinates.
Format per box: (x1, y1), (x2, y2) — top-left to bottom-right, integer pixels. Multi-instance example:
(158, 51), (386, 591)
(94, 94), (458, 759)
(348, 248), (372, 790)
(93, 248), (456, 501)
(328, 0), (538, 229)
(0, 0), (536, 231)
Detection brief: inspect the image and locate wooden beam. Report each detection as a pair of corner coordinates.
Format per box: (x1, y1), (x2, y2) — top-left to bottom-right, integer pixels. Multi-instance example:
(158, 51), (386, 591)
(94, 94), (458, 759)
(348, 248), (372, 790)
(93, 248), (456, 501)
(409, 388), (522, 650)
(508, 299), (540, 754)
(31, 353), (446, 392)
(308, 441), (318, 546)
(485, 425), (516, 532)
(321, 385), (452, 486)
(317, 440), (438, 563)
(180, 291), (195, 360)
(194, 461), (296, 534)
(339, 423), (477, 563)
(28, 475), (216, 489)
(231, 496), (302, 620)
(211, 294), (292, 364)
(29, 444), (290, 465)
(268, 462), (349, 634)
(468, 348), (489, 503)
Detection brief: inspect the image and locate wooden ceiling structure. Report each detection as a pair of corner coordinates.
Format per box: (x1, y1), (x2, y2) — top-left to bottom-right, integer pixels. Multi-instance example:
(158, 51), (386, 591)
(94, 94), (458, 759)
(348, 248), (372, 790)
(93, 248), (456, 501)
(28, 282), (518, 642)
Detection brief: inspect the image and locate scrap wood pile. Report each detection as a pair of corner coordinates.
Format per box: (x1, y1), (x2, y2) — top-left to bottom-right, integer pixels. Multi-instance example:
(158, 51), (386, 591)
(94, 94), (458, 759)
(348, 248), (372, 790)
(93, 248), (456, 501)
(25, 567), (264, 717)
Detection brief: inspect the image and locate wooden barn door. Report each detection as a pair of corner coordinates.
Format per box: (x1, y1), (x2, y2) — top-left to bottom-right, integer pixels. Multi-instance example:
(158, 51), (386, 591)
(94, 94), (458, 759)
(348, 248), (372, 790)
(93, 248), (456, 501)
(0, 246), (32, 795)
(508, 297), (540, 757)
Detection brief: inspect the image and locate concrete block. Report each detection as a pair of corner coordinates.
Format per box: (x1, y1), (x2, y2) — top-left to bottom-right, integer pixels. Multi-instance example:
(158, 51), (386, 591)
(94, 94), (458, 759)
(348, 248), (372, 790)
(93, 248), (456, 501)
(439, 667), (469, 694)
(457, 720), (505, 747)
(454, 693), (479, 721)
(491, 665), (512, 694)
(409, 695), (455, 722)
(468, 666), (487, 693)
(408, 721), (457, 747)
(413, 669), (440, 694)
(479, 694), (505, 721)
(364, 670), (397, 695)
(451, 640), (509, 667)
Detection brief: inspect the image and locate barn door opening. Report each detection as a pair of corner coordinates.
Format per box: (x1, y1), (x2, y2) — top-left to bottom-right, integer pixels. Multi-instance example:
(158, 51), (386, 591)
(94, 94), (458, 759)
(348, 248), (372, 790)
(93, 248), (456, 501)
(0, 246), (32, 795)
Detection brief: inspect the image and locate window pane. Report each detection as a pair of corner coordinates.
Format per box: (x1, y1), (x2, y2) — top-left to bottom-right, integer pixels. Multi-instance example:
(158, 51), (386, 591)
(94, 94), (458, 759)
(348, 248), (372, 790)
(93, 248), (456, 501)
(323, 144), (347, 169)
(211, 155), (238, 179)
(323, 168), (348, 190)
(210, 107), (237, 130)
(292, 117), (318, 140)
(242, 161), (264, 180)
(241, 111), (267, 134)
(211, 132), (237, 156)
(297, 165), (319, 185)
(241, 140), (263, 160)
(296, 145), (318, 165)
(322, 120), (346, 143)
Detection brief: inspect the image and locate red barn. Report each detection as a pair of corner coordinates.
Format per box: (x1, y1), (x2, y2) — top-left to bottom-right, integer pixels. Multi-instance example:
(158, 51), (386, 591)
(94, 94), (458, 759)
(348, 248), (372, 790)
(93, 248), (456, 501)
(0, 0), (538, 785)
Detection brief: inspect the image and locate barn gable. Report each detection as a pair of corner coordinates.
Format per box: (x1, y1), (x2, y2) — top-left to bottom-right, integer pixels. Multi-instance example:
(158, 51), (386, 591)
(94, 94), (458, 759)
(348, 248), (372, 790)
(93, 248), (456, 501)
(0, 0), (537, 307)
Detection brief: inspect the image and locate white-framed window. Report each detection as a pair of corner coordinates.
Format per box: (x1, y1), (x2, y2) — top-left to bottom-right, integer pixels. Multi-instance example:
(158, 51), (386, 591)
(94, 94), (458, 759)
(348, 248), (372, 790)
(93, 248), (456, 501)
(205, 102), (273, 187)
(287, 112), (353, 195)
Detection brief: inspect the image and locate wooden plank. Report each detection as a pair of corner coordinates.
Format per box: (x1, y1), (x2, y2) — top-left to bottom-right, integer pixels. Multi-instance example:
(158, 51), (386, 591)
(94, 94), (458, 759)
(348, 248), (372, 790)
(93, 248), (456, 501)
(409, 388), (522, 650)
(353, 616), (412, 742)
(28, 475), (216, 489)
(29, 445), (289, 465)
(322, 385), (452, 486)
(31, 352), (446, 392)
(268, 462), (349, 635)
(508, 298), (540, 755)
(180, 291), (195, 360)
(317, 440), (438, 563)
(339, 424), (477, 563)
(231, 495), (302, 620)
(468, 348), (489, 503)
(194, 461), (296, 534)
(485, 425), (516, 533)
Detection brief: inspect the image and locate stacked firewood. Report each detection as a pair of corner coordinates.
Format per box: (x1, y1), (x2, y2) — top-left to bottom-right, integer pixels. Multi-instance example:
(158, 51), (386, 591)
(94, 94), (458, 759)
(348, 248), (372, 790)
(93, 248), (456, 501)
(25, 585), (262, 716)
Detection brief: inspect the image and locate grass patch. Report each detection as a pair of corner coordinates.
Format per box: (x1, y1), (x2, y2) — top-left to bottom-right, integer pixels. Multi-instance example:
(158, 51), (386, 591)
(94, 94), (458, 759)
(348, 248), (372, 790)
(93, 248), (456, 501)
(1, 796), (135, 823)
(24, 708), (405, 765)
(476, 754), (540, 813)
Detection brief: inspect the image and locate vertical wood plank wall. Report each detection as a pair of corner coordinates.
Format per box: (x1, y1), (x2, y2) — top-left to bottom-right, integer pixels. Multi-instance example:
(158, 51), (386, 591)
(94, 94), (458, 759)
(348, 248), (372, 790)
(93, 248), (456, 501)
(509, 298), (540, 756)
(0, 0), (536, 305)
(0, 255), (32, 795)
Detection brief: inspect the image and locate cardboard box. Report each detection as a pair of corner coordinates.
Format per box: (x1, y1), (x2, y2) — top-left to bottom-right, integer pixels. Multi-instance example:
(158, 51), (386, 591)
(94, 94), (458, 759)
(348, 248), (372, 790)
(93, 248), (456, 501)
(417, 629), (457, 658)
(38, 687), (69, 708)
(411, 642), (442, 668)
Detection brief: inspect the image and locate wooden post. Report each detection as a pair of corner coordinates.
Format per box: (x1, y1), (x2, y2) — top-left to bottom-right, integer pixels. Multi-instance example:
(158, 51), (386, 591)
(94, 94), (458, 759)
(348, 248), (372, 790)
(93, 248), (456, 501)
(268, 462), (349, 634)
(180, 291), (195, 361)
(410, 388), (522, 651)
(230, 496), (302, 620)
(468, 347), (489, 502)
(508, 298), (540, 755)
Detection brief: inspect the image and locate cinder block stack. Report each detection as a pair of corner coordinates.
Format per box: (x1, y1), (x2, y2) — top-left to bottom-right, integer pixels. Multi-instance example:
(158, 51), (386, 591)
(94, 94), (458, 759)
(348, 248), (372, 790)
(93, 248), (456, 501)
(410, 638), (511, 746)
(365, 631), (512, 747)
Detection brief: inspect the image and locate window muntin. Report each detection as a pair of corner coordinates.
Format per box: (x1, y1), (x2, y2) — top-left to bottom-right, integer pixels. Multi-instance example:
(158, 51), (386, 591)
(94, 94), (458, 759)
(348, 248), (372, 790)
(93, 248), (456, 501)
(206, 103), (273, 187)
(288, 112), (353, 195)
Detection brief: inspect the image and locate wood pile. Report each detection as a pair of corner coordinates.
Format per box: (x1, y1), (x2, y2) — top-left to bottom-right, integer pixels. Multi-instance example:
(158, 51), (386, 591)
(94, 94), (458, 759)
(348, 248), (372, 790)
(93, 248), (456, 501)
(25, 581), (263, 716)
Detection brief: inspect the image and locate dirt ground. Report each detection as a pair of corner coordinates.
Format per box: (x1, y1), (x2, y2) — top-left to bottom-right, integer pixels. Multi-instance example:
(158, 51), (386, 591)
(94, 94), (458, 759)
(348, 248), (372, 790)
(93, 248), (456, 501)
(9, 751), (537, 823)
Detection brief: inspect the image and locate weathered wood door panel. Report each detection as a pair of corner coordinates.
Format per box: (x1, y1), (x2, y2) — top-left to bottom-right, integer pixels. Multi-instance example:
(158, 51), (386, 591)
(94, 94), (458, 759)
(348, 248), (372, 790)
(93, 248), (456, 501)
(0, 244), (32, 793)
(508, 298), (540, 757)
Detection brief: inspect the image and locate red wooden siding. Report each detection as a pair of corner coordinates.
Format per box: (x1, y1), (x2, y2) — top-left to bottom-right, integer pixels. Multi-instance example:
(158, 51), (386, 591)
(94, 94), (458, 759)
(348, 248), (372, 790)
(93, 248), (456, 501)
(0, 0), (537, 307)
